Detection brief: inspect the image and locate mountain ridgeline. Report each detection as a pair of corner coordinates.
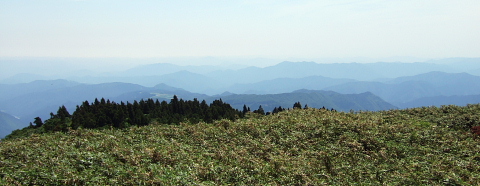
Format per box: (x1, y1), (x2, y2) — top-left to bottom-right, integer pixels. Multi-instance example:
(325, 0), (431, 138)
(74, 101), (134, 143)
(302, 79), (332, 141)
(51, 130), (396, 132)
(207, 90), (396, 113)
(0, 80), (396, 139)
(2, 58), (480, 138)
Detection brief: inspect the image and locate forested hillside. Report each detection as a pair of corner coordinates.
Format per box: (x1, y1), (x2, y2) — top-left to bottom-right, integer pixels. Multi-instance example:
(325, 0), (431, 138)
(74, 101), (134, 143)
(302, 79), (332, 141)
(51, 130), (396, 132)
(1, 104), (480, 184)
(5, 96), (243, 140)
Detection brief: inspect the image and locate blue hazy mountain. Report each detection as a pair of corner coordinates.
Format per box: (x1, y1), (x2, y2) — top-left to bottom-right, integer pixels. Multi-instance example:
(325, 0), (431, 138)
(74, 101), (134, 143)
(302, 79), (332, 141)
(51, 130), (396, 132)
(205, 90), (396, 112)
(2, 58), (480, 137)
(0, 73), (49, 84)
(397, 94), (480, 108)
(0, 79), (80, 102)
(206, 62), (382, 84)
(226, 76), (356, 94)
(424, 57), (480, 72)
(325, 71), (480, 107)
(0, 111), (24, 139)
(0, 80), (395, 137)
(122, 63), (234, 77)
(5, 58), (479, 96)
(0, 81), (149, 124)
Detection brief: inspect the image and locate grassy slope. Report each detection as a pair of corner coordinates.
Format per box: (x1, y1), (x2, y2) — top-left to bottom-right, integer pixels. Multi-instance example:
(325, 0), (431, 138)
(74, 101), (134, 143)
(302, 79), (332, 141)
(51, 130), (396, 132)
(1, 107), (480, 185)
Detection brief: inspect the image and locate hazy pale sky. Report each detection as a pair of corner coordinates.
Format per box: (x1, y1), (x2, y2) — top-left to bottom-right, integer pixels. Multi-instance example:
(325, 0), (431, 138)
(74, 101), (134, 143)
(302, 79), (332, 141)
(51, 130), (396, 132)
(1, 0), (479, 60)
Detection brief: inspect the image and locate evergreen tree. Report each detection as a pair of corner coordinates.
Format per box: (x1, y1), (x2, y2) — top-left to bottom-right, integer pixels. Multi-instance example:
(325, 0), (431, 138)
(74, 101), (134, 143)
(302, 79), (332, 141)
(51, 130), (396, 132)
(243, 104), (249, 115)
(201, 100), (213, 123)
(293, 102), (302, 109)
(255, 105), (265, 115)
(112, 106), (126, 128)
(56, 105), (70, 121)
(171, 95), (180, 114)
(33, 117), (43, 128)
(94, 98), (100, 105)
(272, 107), (279, 114)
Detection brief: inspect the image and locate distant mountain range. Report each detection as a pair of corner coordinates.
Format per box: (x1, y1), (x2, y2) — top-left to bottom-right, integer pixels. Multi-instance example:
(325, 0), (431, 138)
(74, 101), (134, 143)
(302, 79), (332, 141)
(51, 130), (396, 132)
(0, 111), (24, 139)
(0, 80), (396, 137)
(396, 94), (480, 108)
(4, 58), (479, 94)
(226, 76), (355, 94)
(1, 57), (480, 137)
(0, 80), (206, 126)
(206, 90), (396, 112)
(324, 71), (480, 108)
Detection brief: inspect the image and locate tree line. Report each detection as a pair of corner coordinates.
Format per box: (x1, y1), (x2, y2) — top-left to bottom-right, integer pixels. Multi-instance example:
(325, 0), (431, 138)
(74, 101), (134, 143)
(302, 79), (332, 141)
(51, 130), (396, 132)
(7, 96), (337, 139)
(29, 95), (243, 132)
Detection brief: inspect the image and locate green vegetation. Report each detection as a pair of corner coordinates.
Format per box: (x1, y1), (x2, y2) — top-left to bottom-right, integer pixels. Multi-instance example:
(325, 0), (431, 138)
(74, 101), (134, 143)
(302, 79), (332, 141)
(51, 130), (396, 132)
(1, 104), (480, 185)
(5, 96), (243, 140)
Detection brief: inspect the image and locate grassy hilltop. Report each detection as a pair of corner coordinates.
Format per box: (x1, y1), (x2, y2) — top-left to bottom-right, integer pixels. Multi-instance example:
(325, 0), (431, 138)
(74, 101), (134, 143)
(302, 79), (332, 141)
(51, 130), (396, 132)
(1, 105), (480, 185)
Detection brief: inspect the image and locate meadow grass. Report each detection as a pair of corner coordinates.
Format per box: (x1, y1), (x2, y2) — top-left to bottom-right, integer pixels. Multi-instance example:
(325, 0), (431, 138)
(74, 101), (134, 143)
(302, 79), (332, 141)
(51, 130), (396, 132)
(1, 107), (479, 185)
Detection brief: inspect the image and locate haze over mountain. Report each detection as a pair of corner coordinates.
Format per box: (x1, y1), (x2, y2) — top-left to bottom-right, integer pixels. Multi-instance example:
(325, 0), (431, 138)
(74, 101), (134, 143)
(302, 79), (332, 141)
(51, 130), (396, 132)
(2, 57), (480, 138)
(397, 94), (480, 109)
(226, 76), (355, 95)
(325, 71), (480, 108)
(206, 90), (396, 113)
(0, 111), (24, 139)
(0, 75), (399, 138)
(3, 57), (480, 85)
(0, 80), (201, 125)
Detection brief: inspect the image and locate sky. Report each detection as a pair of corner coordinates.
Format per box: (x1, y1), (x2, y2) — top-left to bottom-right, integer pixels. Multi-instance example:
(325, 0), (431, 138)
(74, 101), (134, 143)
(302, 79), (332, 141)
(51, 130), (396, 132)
(1, 0), (480, 65)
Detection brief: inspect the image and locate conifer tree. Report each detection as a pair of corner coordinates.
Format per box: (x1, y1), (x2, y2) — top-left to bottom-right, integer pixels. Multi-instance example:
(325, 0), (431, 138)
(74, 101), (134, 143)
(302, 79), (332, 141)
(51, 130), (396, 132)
(56, 105), (70, 121)
(255, 105), (265, 115)
(272, 107), (279, 114)
(94, 98), (100, 105)
(33, 117), (43, 128)
(293, 102), (302, 109)
(243, 104), (249, 115)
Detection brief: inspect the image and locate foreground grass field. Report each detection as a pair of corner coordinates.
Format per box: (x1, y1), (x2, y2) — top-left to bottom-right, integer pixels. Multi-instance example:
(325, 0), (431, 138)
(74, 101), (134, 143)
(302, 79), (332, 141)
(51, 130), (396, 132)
(1, 105), (480, 185)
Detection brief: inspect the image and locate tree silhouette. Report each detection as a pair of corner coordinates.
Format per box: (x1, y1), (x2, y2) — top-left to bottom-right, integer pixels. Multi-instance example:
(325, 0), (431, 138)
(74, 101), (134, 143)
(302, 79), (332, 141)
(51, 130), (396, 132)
(33, 117), (43, 128)
(31, 95), (245, 133)
(254, 105), (265, 115)
(243, 104), (249, 115)
(293, 102), (302, 109)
